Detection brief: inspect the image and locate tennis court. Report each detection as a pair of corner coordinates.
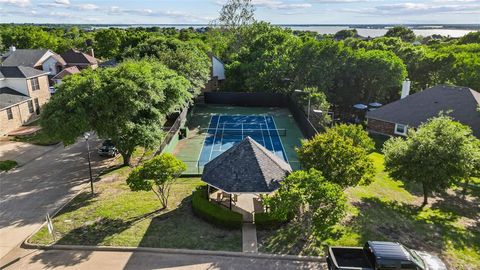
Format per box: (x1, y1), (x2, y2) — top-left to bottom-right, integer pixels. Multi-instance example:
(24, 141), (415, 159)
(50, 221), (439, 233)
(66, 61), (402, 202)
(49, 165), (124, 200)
(172, 105), (303, 174)
(198, 115), (288, 167)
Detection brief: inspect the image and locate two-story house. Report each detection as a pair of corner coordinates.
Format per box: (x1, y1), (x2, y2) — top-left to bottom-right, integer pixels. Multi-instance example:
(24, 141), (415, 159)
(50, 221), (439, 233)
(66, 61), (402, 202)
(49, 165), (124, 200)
(0, 66), (50, 135)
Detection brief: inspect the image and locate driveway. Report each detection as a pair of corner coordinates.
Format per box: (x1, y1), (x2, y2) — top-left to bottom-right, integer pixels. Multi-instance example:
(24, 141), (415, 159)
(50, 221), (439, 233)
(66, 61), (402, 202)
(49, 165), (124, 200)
(0, 138), (111, 260)
(0, 249), (325, 270)
(0, 141), (58, 166)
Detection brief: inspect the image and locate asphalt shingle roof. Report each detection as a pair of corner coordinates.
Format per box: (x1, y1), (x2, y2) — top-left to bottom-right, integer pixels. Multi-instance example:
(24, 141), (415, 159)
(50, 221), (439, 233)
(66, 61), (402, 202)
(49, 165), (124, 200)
(0, 87), (30, 109)
(52, 66), (80, 80)
(367, 85), (480, 137)
(1, 49), (50, 67)
(202, 137), (292, 193)
(60, 49), (98, 65)
(0, 66), (49, 78)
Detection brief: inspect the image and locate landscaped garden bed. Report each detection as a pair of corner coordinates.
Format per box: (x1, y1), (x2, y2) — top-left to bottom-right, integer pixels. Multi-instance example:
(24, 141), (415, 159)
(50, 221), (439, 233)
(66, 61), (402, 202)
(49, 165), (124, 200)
(257, 152), (480, 269)
(29, 167), (242, 252)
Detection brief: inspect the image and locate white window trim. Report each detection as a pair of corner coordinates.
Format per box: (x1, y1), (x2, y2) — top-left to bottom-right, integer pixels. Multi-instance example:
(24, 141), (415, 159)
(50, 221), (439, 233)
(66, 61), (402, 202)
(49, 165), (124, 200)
(394, 123), (408, 136)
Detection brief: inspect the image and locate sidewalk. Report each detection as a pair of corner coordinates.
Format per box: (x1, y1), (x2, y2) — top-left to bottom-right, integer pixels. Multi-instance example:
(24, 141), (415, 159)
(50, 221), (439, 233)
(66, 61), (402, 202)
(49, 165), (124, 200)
(242, 223), (258, 253)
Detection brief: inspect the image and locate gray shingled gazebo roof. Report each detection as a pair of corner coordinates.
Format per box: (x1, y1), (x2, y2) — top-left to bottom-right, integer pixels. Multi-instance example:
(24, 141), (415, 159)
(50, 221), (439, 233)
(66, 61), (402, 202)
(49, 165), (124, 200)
(202, 137), (292, 193)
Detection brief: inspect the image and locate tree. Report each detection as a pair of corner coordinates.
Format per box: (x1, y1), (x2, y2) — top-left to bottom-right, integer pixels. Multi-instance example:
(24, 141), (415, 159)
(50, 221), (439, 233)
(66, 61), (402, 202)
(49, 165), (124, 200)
(94, 28), (125, 59)
(216, 0), (255, 32)
(126, 153), (186, 209)
(41, 60), (192, 166)
(297, 126), (375, 189)
(333, 29), (358, 41)
(333, 124), (375, 152)
(383, 115), (478, 206)
(224, 23), (301, 93)
(385, 26), (416, 43)
(122, 37), (210, 95)
(264, 169), (346, 239)
(458, 31), (480, 44)
(352, 49), (407, 103)
(295, 87), (332, 127)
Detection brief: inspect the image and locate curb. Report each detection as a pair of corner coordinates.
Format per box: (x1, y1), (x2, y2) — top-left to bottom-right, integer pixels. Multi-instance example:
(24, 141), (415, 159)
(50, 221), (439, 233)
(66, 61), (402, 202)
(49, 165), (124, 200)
(21, 243), (325, 263)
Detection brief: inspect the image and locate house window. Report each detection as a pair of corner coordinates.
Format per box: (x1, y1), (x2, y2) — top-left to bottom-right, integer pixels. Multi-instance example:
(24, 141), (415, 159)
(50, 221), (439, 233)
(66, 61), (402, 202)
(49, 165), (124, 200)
(395, 123), (408, 136)
(6, 108), (13, 120)
(28, 100), (34, 113)
(34, 98), (40, 115)
(31, 77), (40, 91)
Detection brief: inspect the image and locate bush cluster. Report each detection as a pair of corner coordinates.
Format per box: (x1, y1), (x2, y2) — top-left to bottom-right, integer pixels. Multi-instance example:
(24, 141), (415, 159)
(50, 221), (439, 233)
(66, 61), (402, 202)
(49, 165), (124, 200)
(191, 186), (243, 229)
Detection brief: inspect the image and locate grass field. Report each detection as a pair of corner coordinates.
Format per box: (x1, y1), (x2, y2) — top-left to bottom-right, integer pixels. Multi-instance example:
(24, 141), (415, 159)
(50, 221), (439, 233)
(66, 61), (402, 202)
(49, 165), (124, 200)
(173, 104), (304, 174)
(258, 152), (480, 270)
(30, 167), (242, 251)
(0, 160), (17, 171)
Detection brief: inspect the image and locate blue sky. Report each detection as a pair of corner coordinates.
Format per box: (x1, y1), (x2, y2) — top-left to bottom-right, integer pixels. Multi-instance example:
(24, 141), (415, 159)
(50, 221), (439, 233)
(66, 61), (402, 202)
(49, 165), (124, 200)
(0, 0), (479, 24)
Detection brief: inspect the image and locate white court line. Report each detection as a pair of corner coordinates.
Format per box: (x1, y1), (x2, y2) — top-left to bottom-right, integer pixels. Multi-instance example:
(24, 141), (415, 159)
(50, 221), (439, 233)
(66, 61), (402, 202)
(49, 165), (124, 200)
(219, 121), (226, 151)
(196, 115), (214, 167)
(208, 115), (222, 162)
(264, 116), (277, 156)
(270, 115), (290, 163)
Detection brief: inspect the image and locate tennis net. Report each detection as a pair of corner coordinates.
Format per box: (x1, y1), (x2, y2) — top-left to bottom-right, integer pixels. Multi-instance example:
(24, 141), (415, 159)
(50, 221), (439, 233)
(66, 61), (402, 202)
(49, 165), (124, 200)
(200, 128), (287, 136)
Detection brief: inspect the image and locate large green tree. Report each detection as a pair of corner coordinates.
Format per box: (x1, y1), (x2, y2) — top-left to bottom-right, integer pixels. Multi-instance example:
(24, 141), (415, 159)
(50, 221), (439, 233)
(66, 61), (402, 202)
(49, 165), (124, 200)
(126, 153), (186, 209)
(297, 125), (375, 189)
(383, 115), (479, 205)
(41, 60), (192, 166)
(264, 169), (346, 238)
(122, 37), (210, 95)
(225, 23), (301, 93)
(385, 26), (416, 43)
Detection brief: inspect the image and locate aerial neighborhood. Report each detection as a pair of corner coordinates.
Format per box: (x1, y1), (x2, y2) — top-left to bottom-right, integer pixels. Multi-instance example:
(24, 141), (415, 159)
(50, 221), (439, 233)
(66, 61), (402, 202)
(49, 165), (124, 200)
(0, 1), (479, 270)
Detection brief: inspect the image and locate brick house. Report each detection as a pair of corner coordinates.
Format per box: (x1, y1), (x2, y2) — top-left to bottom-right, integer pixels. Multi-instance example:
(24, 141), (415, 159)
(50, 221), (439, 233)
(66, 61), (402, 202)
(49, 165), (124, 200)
(60, 49), (99, 70)
(0, 66), (50, 135)
(366, 85), (480, 138)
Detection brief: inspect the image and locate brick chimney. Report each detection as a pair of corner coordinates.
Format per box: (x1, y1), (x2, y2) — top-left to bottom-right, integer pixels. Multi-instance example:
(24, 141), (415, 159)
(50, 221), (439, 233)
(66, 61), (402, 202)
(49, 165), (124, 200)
(401, 80), (411, 99)
(89, 48), (95, 58)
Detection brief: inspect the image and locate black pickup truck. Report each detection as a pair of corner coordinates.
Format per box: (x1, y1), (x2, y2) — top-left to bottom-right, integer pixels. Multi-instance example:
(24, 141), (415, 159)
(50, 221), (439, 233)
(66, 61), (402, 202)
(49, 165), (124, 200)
(327, 241), (447, 270)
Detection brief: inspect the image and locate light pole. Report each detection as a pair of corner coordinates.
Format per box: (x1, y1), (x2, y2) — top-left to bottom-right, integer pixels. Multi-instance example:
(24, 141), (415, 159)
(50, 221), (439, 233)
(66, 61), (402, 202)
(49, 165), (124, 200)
(294, 89), (311, 120)
(313, 109), (335, 127)
(83, 132), (94, 195)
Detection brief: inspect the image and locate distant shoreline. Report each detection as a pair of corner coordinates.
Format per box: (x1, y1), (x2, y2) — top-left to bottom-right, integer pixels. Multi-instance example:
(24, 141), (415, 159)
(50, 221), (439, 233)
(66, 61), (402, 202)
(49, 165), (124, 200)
(2, 23), (479, 30)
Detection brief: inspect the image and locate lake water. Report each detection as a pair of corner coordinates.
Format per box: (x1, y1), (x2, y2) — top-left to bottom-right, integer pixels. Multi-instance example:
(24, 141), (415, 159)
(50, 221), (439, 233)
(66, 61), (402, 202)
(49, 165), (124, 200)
(286, 26), (477, 38)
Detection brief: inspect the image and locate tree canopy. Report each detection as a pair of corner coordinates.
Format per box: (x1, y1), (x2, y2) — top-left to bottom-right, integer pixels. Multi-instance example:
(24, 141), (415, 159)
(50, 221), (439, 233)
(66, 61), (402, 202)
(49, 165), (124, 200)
(264, 169), (346, 238)
(383, 115), (479, 205)
(40, 59), (192, 166)
(126, 153), (186, 209)
(297, 125), (375, 189)
(385, 26), (416, 43)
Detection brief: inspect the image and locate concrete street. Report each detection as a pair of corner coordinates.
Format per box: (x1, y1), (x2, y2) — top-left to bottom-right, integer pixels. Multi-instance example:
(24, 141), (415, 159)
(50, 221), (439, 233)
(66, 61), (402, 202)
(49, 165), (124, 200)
(0, 138), (108, 260)
(1, 249), (325, 270)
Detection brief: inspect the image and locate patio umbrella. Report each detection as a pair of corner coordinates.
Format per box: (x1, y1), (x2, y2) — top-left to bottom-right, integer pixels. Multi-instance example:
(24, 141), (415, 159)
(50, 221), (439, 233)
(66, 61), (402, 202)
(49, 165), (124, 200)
(353, 104), (368, 110)
(369, 102), (383, 107)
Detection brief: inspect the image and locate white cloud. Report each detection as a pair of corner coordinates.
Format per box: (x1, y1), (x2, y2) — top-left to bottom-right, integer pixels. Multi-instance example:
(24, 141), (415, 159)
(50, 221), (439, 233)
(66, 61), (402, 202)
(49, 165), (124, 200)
(54, 0), (69, 5)
(253, 0), (312, 9)
(0, 0), (30, 7)
(72, 3), (98, 10)
(106, 6), (212, 23)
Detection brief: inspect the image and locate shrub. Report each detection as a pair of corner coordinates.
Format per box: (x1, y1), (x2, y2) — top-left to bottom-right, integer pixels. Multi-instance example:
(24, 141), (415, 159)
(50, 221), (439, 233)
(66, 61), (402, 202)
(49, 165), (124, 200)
(254, 212), (291, 230)
(191, 186), (243, 229)
(0, 160), (18, 171)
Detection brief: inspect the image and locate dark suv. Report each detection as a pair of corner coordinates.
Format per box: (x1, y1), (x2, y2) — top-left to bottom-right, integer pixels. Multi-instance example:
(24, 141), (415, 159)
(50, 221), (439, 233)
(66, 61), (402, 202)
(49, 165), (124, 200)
(98, 140), (119, 157)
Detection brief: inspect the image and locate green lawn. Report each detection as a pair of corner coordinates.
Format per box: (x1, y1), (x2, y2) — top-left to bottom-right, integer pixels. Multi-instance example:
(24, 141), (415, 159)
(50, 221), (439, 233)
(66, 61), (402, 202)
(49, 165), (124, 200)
(30, 169), (242, 251)
(0, 160), (18, 171)
(13, 129), (59, 146)
(258, 152), (480, 270)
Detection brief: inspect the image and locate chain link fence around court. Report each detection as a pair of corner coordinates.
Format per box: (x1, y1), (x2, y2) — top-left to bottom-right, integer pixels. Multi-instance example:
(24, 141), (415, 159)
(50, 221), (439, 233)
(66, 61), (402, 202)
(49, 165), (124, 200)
(153, 107), (189, 157)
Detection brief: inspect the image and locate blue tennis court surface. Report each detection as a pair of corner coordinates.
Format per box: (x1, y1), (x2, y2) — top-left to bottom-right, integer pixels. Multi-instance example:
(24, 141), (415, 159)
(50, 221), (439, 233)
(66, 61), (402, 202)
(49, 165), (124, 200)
(198, 115), (288, 166)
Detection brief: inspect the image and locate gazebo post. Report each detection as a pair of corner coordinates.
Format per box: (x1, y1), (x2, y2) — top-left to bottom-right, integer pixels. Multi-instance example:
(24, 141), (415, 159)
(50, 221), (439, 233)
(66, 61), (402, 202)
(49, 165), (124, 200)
(229, 193), (232, 210)
(207, 185), (210, 201)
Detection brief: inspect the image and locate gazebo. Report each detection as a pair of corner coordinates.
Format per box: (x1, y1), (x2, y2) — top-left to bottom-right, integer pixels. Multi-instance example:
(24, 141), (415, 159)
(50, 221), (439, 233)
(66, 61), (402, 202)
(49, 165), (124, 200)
(201, 137), (292, 221)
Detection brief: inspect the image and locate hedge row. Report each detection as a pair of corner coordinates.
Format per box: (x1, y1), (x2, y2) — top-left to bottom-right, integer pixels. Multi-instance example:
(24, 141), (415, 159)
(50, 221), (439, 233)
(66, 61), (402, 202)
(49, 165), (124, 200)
(254, 212), (291, 230)
(191, 186), (243, 229)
